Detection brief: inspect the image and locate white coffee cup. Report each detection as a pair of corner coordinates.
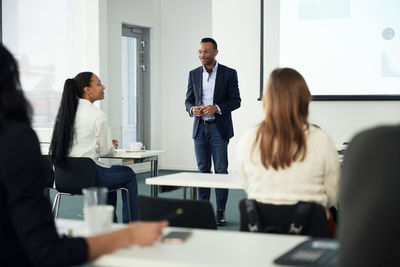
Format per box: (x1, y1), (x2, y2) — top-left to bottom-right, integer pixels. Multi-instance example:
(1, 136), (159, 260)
(130, 141), (143, 151)
(84, 204), (114, 235)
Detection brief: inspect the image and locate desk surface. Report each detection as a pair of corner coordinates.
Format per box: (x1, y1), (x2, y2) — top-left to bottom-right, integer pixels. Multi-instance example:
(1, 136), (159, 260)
(146, 172), (243, 189)
(56, 219), (306, 267)
(103, 149), (166, 159)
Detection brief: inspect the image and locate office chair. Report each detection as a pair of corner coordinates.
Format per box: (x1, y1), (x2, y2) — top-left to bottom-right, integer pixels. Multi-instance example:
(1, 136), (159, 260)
(41, 155), (55, 202)
(339, 125), (400, 266)
(52, 157), (131, 221)
(239, 198), (330, 238)
(138, 195), (217, 230)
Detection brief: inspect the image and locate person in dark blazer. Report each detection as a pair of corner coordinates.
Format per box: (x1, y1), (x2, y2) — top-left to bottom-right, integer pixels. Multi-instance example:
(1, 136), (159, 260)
(0, 44), (167, 267)
(185, 37), (241, 226)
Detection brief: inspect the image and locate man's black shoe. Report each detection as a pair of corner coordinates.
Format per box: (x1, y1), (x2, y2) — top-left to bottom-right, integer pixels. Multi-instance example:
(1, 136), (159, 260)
(216, 209), (227, 226)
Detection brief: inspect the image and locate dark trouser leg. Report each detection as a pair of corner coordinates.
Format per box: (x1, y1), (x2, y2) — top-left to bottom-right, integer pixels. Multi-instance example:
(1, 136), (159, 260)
(208, 124), (229, 210)
(194, 123), (212, 200)
(95, 165), (138, 223)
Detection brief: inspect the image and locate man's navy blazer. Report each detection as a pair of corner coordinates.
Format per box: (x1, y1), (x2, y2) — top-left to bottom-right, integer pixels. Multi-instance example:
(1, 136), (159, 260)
(185, 63), (241, 141)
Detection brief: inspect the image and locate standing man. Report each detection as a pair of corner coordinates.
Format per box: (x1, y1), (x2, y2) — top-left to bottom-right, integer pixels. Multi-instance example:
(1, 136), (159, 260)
(185, 38), (241, 226)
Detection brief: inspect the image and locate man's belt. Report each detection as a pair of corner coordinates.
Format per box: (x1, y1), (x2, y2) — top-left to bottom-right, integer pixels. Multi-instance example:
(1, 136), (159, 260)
(199, 119), (216, 124)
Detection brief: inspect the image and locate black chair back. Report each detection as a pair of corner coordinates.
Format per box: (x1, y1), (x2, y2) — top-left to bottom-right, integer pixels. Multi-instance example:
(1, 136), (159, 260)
(239, 198), (330, 238)
(41, 155), (55, 201)
(54, 157), (96, 194)
(41, 155), (55, 187)
(138, 195), (217, 230)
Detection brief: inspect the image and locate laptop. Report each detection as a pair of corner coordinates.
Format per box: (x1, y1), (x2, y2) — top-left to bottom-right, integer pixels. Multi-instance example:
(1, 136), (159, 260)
(138, 195), (217, 230)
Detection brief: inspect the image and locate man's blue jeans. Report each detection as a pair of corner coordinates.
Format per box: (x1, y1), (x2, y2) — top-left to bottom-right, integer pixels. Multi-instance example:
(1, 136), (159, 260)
(95, 165), (138, 222)
(194, 123), (229, 211)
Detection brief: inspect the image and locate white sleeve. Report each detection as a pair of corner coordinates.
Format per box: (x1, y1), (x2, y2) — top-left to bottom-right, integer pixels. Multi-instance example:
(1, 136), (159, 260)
(322, 134), (340, 207)
(94, 113), (114, 157)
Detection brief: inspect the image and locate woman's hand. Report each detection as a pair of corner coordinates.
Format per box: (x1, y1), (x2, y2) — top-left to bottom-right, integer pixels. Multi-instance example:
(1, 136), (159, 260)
(112, 139), (119, 149)
(85, 220), (168, 261)
(128, 221), (169, 246)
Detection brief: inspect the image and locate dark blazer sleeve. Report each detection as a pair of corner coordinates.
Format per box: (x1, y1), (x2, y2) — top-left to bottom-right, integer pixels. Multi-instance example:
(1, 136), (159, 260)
(185, 70), (195, 116)
(213, 65), (241, 140)
(0, 121), (88, 267)
(185, 67), (203, 116)
(214, 67), (241, 114)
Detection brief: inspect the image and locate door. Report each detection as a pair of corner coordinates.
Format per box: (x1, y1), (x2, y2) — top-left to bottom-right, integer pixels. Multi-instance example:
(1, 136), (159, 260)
(121, 25), (150, 149)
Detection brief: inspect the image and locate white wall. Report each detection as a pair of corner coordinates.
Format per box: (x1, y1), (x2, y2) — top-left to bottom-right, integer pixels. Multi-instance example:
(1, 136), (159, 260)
(211, 0), (264, 171)
(309, 101), (400, 143)
(159, 0), (212, 170)
(73, 0), (101, 75)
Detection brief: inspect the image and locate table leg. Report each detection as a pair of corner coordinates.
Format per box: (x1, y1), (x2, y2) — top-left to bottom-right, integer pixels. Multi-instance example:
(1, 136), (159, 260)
(190, 187), (197, 200)
(151, 185), (159, 197)
(150, 156), (159, 197)
(151, 157), (159, 177)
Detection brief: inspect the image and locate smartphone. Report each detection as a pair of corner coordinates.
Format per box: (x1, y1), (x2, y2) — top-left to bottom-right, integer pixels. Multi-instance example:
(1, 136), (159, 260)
(161, 231), (192, 244)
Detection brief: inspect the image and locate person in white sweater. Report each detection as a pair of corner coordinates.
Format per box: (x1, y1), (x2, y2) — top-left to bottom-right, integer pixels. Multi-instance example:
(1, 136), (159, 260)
(236, 68), (340, 209)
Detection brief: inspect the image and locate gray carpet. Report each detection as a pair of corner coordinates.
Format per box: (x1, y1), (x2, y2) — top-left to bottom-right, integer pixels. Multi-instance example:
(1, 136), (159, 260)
(51, 169), (247, 231)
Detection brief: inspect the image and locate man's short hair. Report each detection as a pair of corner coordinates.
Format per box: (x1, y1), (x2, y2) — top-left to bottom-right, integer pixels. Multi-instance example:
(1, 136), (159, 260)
(201, 38), (218, 50)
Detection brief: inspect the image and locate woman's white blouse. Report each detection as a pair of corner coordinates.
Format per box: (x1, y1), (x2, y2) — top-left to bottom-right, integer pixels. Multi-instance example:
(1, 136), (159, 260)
(68, 99), (114, 167)
(236, 125), (340, 208)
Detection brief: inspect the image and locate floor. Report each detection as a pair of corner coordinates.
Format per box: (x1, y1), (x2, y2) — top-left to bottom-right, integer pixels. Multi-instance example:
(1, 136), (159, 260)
(51, 169), (247, 232)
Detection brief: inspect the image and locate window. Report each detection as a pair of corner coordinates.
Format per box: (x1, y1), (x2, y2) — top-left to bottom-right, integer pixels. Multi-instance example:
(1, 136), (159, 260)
(2, 0), (77, 127)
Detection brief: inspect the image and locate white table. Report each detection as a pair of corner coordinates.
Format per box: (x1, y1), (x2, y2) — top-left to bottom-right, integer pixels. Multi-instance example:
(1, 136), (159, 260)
(146, 172), (243, 198)
(101, 150), (166, 178)
(41, 148), (166, 178)
(56, 218), (307, 267)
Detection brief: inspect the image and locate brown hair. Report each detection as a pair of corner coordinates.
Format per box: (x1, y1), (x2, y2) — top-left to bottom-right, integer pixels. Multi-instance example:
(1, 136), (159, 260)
(253, 68), (311, 170)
